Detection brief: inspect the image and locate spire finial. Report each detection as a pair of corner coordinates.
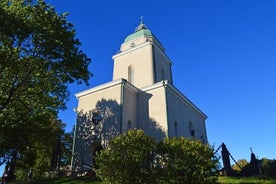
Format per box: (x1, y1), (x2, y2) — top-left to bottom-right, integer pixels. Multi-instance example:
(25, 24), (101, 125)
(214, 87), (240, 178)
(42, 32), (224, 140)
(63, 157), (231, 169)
(135, 16), (147, 32)
(140, 16), (144, 24)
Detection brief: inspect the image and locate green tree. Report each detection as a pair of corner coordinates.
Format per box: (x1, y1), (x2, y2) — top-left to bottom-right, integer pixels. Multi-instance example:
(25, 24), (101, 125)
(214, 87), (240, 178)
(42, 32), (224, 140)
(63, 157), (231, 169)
(261, 158), (276, 179)
(95, 129), (156, 184)
(0, 0), (91, 179)
(15, 119), (65, 180)
(156, 137), (218, 184)
(60, 130), (73, 167)
(232, 159), (248, 172)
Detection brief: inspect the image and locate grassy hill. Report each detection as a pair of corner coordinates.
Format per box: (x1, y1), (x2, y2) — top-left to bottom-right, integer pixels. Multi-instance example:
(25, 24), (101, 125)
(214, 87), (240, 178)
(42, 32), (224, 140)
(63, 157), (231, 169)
(10, 176), (101, 184)
(218, 176), (276, 184)
(9, 176), (276, 184)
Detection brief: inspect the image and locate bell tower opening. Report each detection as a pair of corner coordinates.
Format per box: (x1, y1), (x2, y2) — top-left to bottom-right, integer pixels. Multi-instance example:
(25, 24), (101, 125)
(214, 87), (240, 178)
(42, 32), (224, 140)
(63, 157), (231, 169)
(91, 142), (103, 168)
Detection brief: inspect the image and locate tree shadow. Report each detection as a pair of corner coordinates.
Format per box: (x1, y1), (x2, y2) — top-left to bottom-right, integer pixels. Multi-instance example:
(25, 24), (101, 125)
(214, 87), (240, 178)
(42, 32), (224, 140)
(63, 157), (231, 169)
(138, 91), (166, 142)
(147, 117), (166, 142)
(72, 94), (166, 174)
(72, 99), (121, 174)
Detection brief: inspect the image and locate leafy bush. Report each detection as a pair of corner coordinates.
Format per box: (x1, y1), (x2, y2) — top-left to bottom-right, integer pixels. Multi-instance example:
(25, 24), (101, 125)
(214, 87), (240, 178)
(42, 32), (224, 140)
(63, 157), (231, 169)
(95, 129), (156, 184)
(261, 158), (276, 179)
(96, 129), (218, 184)
(156, 137), (218, 184)
(232, 159), (249, 172)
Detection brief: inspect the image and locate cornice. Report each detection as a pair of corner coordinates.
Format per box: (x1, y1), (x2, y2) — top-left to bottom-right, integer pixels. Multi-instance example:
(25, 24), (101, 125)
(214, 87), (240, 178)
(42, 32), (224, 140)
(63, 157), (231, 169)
(112, 41), (152, 59)
(75, 79), (125, 99)
(164, 81), (208, 120)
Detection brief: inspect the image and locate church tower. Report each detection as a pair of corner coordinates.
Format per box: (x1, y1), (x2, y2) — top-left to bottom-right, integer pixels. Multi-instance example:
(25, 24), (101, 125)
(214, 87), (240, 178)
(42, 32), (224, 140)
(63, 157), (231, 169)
(72, 20), (208, 174)
(112, 20), (173, 88)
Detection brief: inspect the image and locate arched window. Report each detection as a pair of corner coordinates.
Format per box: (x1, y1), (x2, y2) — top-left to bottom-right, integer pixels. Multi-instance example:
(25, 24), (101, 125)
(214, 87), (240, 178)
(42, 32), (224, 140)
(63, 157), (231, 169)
(127, 120), (132, 130)
(188, 121), (195, 137)
(200, 136), (205, 144)
(161, 68), (165, 80)
(92, 143), (103, 168)
(174, 121), (178, 137)
(128, 66), (134, 83)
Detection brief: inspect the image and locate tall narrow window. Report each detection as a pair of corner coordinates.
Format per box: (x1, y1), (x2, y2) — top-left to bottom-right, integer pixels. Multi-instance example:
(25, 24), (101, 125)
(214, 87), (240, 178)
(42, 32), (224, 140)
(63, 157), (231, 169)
(128, 120), (132, 130)
(161, 68), (165, 80)
(128, 66), (134, 83)
(174, 121), (178, 137)
(188, 121), (195, 137)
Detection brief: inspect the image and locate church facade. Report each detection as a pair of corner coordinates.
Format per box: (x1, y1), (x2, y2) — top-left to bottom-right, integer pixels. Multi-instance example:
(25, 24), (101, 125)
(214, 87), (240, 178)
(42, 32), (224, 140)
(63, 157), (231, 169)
(71, 21), (208, 173)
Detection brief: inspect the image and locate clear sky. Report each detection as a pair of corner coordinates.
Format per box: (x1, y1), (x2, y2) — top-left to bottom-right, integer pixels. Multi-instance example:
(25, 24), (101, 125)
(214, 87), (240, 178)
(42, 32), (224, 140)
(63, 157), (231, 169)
(2, 0), (276, 175)
(47, 0), (276, 162)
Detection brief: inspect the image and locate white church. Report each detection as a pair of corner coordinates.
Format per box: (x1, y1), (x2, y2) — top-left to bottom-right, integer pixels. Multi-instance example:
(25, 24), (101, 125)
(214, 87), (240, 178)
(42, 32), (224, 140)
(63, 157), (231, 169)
(71, 21), (208, 172)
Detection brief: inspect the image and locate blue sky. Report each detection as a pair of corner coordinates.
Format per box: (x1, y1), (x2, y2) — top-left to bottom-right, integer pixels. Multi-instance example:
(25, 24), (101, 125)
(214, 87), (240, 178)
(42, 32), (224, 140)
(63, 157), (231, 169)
(48, 0), (276, 162)
(2, 0), (276, 175)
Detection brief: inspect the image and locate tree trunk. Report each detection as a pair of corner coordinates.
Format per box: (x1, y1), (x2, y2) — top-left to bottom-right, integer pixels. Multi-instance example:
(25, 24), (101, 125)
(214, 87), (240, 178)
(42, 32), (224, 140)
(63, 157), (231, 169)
(51, 141), (62, 171)
(7, 150), (17, 181)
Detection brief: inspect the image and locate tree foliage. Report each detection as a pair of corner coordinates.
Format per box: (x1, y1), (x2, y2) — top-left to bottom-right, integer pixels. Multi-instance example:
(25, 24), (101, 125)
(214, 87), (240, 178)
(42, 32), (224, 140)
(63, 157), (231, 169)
(156, 137), (218, 184)
(0, 0), (91, 178)
(261, 158), (276, 179)
(232, 159), (248, 172)
(14, 120), (71, 180)
(60, 130), (74, 167)
(95, 129), (156, 184)
(231, 158), (276, 178)
(96, 129), (218, 184)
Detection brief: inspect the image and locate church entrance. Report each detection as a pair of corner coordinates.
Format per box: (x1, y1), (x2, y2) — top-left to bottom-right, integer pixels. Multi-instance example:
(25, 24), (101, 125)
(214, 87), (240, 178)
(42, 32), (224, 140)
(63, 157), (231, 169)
(91, 142), (103, 168)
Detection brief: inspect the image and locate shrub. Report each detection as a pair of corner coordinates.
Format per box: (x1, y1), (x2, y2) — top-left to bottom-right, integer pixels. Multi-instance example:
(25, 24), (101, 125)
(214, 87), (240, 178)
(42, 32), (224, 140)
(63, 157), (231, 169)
(261, 158), (276, 179)
(232, 159), (249, 172)
(155, 137), (218, 184)
(95, 130), (218, 184)
(95, 129), (156, 184)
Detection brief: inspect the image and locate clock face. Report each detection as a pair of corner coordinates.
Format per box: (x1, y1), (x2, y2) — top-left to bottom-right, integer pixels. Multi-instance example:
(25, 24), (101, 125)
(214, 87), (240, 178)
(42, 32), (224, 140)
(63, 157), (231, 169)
(130, 42), (135, 48)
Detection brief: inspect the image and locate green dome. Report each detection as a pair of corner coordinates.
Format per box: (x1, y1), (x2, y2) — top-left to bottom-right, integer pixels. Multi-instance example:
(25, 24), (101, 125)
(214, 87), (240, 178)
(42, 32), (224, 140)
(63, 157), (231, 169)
(124, 23), (153, 43)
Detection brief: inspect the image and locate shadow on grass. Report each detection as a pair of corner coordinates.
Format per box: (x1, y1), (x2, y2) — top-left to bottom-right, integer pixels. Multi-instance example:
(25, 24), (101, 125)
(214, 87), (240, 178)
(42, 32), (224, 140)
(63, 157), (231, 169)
(13, 176), (102, 184)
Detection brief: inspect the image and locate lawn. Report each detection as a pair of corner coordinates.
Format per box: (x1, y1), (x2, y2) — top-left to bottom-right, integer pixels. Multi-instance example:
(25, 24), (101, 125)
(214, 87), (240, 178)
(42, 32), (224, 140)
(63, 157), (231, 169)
(9, 176), (276, 184)
(10, 176), (101, 184)
(218, 176), (276, 184)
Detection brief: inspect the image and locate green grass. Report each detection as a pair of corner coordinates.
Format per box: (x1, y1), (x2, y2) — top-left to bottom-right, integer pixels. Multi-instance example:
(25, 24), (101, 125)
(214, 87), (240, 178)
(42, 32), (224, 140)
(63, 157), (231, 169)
(218, 176), (276, 184)
(10, 176), (276, 184)
(10, 176), (101, 184)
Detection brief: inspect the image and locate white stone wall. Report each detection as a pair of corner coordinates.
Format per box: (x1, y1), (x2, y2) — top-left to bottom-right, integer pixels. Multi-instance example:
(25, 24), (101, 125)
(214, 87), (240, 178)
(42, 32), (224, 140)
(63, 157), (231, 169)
(139, 82), (168, 141)
(72, 80), (124, 172)
(153, 45), (173, 84)
(113, 42), (155, 88)
(76, 82), (122, 112)
(165, 84), (208, 143)
(122, 83), (138, 132)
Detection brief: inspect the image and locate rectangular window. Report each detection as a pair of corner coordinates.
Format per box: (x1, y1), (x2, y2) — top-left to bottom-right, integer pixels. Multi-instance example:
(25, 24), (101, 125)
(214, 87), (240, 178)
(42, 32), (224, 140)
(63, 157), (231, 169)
(128, 66), (134, 83)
